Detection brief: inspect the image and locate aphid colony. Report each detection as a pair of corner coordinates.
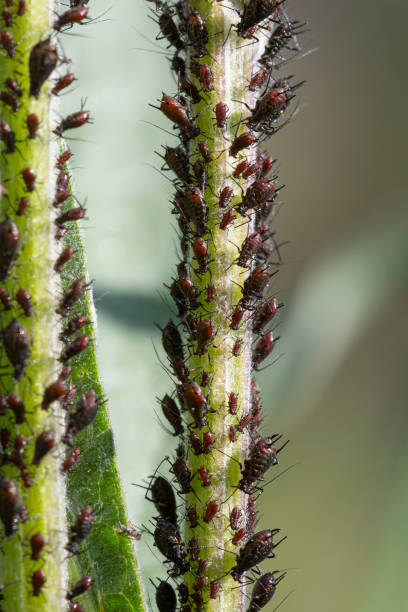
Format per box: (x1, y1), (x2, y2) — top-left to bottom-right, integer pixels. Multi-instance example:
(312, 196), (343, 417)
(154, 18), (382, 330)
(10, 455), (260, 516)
(142, 0), (305, 609)
(0, 3), (97, 607)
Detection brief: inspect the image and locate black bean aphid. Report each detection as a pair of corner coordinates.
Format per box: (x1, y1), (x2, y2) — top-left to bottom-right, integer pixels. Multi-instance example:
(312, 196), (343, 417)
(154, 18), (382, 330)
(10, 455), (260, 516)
(149, 476), (178, 525)
(161, 394), (184, 436)
(0, 218), (20, 281)
(154, 519), (189, 576)
(0, 476), (23, 537)
(155, 580), (177, 612)
(231, 528), (281, 580)
(29, 38), (58, 98)
(248, 571), (284, 611)
(237, 436), (280, 493)
(32, 431), (55, 466)
(2, 319), (30, 381)
(66, 576), (92, 600)
(63, 390), (99, 446)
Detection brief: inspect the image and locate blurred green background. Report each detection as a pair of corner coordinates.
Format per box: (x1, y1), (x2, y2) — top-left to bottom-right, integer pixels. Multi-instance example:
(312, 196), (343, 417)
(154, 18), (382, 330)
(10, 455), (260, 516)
(61, 0), (408, 609)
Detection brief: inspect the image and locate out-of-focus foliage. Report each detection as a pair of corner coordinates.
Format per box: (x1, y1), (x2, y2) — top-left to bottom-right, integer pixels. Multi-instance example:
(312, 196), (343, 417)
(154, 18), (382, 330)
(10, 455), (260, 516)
(66, 0), (408, 609)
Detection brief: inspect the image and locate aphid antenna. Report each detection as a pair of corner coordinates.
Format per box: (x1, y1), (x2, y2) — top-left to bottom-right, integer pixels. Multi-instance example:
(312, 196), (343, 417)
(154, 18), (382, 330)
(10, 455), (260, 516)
(263, 462), (299, 489)
(140, 119), (178, 140)
(270, 589), (296, 612)
(253, 351), (284, 372)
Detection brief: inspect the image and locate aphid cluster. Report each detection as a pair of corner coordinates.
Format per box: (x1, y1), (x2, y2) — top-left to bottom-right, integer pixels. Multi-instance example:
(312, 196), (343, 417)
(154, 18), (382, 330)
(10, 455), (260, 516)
(141, 0), (305, 608)
(0, 3), (97, 604)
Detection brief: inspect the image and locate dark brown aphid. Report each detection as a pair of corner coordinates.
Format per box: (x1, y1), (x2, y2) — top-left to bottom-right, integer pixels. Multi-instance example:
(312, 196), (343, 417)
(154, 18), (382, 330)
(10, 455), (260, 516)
(15, 288), (33, 317)
(60, 315), (88, 340)
(180, 77), (201, 104)
(56, 207), (86, 226)
(214, 101), (228, 128)
(230, 506), (242, 530)
(3, 319), (30, 381)
(63, 390), (99, 446)
(2, 8), (12, 27)
(174, 273), (200, 310)
(249, 68), (270, 91)
(186, 505), (198, 528)
(66, 576), (93, 600)
(192, 159), (208, 190)
(229, 425), (237, 442)
(237, 0), (281, 39)
(0, 29), (15, 57)
(7, 393), (25, 424)
(189, 431), (203, 457)
(0, 476), (23, 537)
(26, 113), (39, 139)
(5, 77), (22, 97)
(161, 394), (184, 437)
(1, 119), (15, 153)
(196, 318), (214, 356)
(260, 20), (303, 66)
(206, 283), (215, 302)
(57, 278), (87, 315)
(219, 186), (233, 209)
(197, 558), (208, 576)
(192, 592), (204, 611)
(66, 505), (96, 554)
(162, 145), (191, 183)
(177, 185), (208, 236)
(56, 149), (73, 168)
(186, 10), (208, 57)
(32, 569), (46, 597)
(60, 334), (90, 362)
(201, 370), (209, 387)
(52, 72), (75, 95)
(169, 279), (188, 318)
(0, 287), (11, 310)
(238, 233), (263, 268)
(171, 453), (192, 494)
(199, 63), (213, 91)
(220, 208), (236, 231)
(241, 265), (274, 306)
(149, 476), (178, 525)
(17, 0), (27, 15)
(233, 159), (249, 177)
(61, 448), (81, 473)
(158, 6), (184, 51)
(155, 580), (177, 612)
(247, 84), (293, 130)
(232, 338), (243, 357)
(203, 500), (218, 523)
(248, 572), (282, 611)
(187, 537), (199, 561)
(194, 576), (207, 591)
(198, 140), (211, 162)
(161, 320), (184, 362)
(21, 167), (36, 193)
(61, 384), (77, 410)
(252, 297), (279, 334)
(228, 392), (238, 415)
(54, 246), (74, 272)
(54, 7), (88, 31)
(32, 431), (55, 466)
(232, 527), (247, 545)
(242, 162), (260, 179)
(252, 331), (276, 369)
(154, 519), (190, 575)
(230, 305), (245, 331)
(0, 425), (10, 445)
(229, 130), (256, 157)
(30, 532), (46, 561)
(238, 436), (280, 493)
(9, 433), (26, 469)
(178, 583), (189, 604)
(231, 528), (280, 580)
(0, 90), (19, 111)
(202, 431), (213, 454)
(210, 580), (219, 599)
(183, 381), (208, 429)
(29, 38), (58, 98)
(16, 196), (30, 216)
(0, 218), (20, 280)
(54, 109), (90, 136)
(53, 190), (70, 207)
(259, 154), (275, 177)
(160, 95), (199, 139)
(238, 179), (275, 215)
(56, 171), (70, 192)
(197, 465), (210, 487)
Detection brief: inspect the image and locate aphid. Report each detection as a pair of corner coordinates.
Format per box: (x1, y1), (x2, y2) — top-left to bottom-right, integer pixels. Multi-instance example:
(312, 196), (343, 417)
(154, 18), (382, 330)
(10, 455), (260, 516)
(177, 185), (208, 236)
(232, 338), (243, 357)
(21, 167), (36, 192)
(197, 558), (208, 576)
(2, 8), (12, 27)
(55, 227), (68, 240)
(61, 384), (77, 410)
(196, 318), (214, 356)
(220, 208), (236, 231)
(161, 320), (184, 362)
(178, 583), (189, 604)
(54, 246), (74, 272)
(197, 465), (210, 487)
(202, 431), (213, 454)
(238, 233), (263, 268)
(192, 159), (208, 190)
(162, 145), (191, 183)
(0, 287), (11, 310)
(160, 95), (199, 139)
(66, 505), (96, 554)
(233, 159), (249, 177)
(228, 392), (238, 415)
(174, 273), (200, 310)
(0, 476), (23, 537)
(53, 190), (70, 207)
(199, 63), (213, 91)
(154, 519), (190, 575)
(0, 426), (10, 446)
(238, 179), (275, 216)
(180, 78), (201, 104)
(29, 38), (58, 98)
(0, 218), (20, 281)
(171, 453), (192, 494)
(161, 394), (184, 437)
(1, 119), (15, 153)
(229, 130), (256, 157)
(206, 284), (215, 302)
(66, 576), (93, 600)
(54, 109), (90, 136)
(54, 7), (88, 31)
(187, 537), (199, 561)
(230, 506), (242, 530)
(32, 431), (55, 466)
(32, 569), (46, 597)
(242, 162), (260, 179)
(169, 279), (188, 318)
(60, 334), (90, 362)
(236, 0), (282, 39)
(229, 425), (237, 442)
(61, 448), (81, 473)
(183, 381), (208, 429)
(203, 500), (218, 523)
(155, 580), (177, 612)
(192, 592), (204, 610)
(170, 54), (186, 79)
(56, 207), (86, 226)
(201, 370), (209, 387)
(56, 171), (70, 192)
(63, 390), (99, 446)
(194, 576), (207, 591)
(252, 297), (279, 334)
(7, 393), (25, 424)
(57, 278), (87, 315)
(157, 7), (184, 52)
(198, 140), (211, 162)
(149, 476), (178, 525)
(186, 10), (208, 57)
(26, 113), (39, 139)
(238, 436), (280, 493)
(214, 101), (228, 128)
(56, 149), (73, 168)
(30, 532), (46, 561)
(0, 29), (15, 57)
(186, 505), (198, 528)
(259, 20), (302, 66)
(247, 83), (293, 130)
(218, 186), (233, 209)
(231, 528), (281, 580)
(252, 331), (276, 369)
(241, 265), (274, 306)
(190, 429), (203, 455)
(52, 72), (75, 95)
(61, 315), (88, 340)
(0, 90), (19, 111)
(17, 0), (27, 16)
(3, 319), (30, 381)
(232, 527), (246, 546)
(230, 305), (244, 330)
(10, 433), (26, 469)
(248, 572), (282, 611)
(15, 288), (33, 317)
(16, 196), (29, 216)
(209, 579), (219, 599)
(249, 68), (270, 91)
(237, 413), (252, 433)
(259, 154), (275, 177)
